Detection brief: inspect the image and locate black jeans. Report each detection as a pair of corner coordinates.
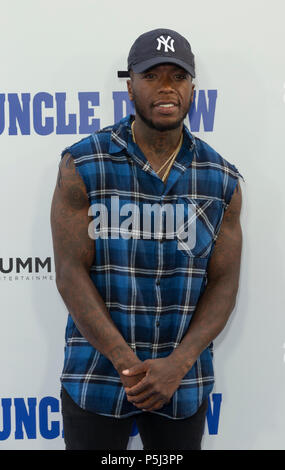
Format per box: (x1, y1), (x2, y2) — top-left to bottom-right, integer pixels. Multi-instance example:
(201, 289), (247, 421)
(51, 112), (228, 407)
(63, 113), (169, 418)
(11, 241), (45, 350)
(61, 386), (208, 450)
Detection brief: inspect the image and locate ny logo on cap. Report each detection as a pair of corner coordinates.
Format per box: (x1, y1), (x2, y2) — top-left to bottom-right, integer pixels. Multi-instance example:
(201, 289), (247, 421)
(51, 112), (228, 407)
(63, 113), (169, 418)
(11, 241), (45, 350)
(156, 35), (175, 53)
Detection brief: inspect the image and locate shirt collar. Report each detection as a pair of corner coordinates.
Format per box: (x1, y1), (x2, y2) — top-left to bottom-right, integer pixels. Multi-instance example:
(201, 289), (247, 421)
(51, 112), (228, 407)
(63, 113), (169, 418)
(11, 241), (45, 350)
(109, 115), (196, 195)
(109, 115), (132, 154)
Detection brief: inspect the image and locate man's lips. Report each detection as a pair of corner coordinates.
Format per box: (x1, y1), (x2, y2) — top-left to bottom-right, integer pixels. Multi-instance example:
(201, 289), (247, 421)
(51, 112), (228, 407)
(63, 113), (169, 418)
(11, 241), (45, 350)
(152, 101), (179, 115)
(152, 100), (179, 108)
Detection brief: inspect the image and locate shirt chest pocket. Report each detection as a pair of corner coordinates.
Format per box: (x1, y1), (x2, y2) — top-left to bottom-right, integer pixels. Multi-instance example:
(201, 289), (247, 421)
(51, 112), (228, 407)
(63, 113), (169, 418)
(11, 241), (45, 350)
(174, 197), (225, 259)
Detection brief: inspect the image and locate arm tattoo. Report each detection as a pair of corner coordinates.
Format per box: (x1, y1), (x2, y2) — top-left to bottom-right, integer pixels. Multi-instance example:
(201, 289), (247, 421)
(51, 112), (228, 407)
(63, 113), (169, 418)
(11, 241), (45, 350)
(67, 184), (88, 210)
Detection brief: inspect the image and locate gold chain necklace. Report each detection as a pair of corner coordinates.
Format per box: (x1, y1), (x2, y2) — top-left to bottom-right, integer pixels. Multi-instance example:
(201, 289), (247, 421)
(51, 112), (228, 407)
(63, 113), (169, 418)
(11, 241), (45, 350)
(131, 120), (183, 182)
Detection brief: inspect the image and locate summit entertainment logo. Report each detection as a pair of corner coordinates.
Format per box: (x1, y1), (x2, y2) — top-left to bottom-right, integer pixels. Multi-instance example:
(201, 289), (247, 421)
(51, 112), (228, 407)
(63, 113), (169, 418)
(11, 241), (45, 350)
(0, 256), (53, 282)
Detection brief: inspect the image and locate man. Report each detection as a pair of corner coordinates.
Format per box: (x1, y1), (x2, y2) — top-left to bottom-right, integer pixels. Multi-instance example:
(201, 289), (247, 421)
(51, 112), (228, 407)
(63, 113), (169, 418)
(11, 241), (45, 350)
(50, 28), (242, 450)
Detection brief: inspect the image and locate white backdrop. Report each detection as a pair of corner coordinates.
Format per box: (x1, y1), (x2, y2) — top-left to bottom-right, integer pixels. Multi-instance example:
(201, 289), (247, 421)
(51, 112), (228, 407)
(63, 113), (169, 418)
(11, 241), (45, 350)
(1, 0), (285, 450)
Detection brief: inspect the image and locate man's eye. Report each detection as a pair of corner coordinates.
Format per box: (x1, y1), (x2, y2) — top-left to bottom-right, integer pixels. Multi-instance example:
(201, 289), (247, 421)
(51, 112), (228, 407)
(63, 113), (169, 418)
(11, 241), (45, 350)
(143, 73), (156, 79)
(175, 74), (187, 80)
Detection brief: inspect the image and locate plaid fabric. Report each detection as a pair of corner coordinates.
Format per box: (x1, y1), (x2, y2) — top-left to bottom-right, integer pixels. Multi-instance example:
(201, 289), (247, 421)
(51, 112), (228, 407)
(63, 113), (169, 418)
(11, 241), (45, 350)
(60, 114), (242, 419)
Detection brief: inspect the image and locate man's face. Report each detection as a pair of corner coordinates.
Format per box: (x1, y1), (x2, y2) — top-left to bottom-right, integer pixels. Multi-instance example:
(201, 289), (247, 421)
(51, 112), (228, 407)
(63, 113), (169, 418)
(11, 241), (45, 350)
(127, 64), (195, 132)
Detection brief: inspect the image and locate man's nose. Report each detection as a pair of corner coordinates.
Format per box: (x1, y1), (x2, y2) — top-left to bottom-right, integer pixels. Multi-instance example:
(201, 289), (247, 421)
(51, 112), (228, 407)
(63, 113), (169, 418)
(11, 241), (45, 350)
(158, 74), (174, 91)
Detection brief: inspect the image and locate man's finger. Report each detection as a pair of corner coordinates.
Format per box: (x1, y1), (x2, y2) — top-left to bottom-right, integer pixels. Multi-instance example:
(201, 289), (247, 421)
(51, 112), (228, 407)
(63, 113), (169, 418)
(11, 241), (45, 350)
(125, 377), (149, 396)
(126, 389), (155, 404)
(122, 362), (146, 377)
(145, 400), (165, 412)
(134, 396), (164, 411)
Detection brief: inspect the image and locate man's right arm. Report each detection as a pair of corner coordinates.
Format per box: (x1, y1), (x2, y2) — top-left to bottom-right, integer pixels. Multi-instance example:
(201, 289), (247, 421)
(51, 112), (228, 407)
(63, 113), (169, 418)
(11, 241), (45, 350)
(50, 153), (143, 387)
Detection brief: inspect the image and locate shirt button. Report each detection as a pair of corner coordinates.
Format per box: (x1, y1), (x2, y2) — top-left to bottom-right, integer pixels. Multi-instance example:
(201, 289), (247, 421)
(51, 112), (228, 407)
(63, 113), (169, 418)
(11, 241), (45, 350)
(156, 321), (160, 327)
(156, 279), (160, 285)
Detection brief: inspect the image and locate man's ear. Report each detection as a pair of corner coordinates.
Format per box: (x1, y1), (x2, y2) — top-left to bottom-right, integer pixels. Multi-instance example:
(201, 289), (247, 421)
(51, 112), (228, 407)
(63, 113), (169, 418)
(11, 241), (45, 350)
(127, 79), (134, 101)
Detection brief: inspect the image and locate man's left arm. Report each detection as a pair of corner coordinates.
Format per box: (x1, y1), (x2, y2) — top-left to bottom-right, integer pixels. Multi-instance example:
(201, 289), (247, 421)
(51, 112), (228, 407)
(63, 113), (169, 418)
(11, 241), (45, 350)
(123, 182), (242, 411)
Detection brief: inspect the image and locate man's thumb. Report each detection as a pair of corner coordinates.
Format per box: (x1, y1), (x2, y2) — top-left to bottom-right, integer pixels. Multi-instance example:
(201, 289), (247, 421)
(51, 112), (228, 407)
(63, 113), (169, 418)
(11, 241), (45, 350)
(121, 363), (145, 376)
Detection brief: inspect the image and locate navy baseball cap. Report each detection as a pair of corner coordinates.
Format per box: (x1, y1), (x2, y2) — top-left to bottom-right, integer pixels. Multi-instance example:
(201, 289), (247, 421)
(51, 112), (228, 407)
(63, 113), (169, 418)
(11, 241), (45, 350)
(127, 28), (195, 78)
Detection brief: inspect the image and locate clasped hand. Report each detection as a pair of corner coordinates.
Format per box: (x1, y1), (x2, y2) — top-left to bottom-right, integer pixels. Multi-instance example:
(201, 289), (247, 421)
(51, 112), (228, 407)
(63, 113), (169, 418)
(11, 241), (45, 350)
(121, 357), (184, 412)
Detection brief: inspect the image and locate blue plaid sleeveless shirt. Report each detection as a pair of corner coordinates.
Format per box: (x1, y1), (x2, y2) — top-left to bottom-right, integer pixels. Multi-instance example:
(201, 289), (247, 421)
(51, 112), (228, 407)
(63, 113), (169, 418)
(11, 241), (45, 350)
(60, 114), (242, 419)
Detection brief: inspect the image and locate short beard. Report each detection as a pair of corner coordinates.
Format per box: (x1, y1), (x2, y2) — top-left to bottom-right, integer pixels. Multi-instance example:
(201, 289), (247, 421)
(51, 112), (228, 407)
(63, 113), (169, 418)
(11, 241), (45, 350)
(133, 96), (190, 132)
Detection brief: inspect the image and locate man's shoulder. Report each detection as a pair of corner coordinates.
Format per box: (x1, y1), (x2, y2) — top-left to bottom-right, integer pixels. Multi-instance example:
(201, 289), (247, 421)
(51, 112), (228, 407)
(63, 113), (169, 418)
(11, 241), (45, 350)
(193, 135), (240, 175)
(60, 116), (131, 160)
(60, 125), (113, 160)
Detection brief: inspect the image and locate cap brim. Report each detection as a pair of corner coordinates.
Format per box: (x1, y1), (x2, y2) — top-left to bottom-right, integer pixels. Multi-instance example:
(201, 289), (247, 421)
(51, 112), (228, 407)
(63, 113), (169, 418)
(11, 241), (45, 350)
(131, 56), (195, 78)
